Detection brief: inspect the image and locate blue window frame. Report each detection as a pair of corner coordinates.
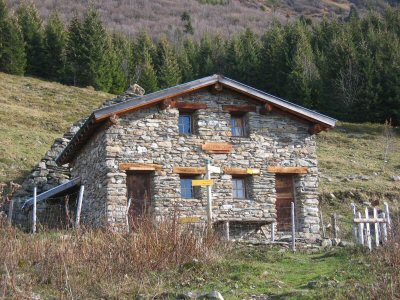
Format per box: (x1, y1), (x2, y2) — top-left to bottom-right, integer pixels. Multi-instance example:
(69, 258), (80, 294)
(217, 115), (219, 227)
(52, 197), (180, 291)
(179, 114), (192, 135)
(232, 178), (246, 199)
(180, 178), (193, 199)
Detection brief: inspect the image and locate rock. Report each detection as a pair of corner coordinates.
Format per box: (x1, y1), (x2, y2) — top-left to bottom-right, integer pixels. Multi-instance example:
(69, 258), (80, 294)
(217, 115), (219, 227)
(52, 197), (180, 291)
(307, 280), (318, 289)
(372, 172), (379, 176)
(390, 175), (400, 182)
(331, 238), (341, 246)
(339, 241), (354, 247)
(360, 175), (370, 181)
(198, 291), (224, 300)
(321, 239), (332, 248)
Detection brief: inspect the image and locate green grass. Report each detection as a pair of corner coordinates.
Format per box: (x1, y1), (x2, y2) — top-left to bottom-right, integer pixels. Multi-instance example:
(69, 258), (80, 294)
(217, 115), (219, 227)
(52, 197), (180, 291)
(0, 72), (113, 183)
(170, 246), (373, 299)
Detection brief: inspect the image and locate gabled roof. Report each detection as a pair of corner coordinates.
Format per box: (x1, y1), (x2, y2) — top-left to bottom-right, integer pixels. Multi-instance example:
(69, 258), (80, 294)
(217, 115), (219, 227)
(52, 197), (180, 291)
(22, 177), (81, 210)
(56, 74), (337, 165)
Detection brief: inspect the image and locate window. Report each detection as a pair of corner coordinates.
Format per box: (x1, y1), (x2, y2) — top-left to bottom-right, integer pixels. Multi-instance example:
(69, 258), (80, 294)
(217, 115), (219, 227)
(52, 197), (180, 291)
(232, 178), (246, 199)
(231, 116), (246, 137)
(179, 114), (192, 135)
(180, 178), (194, 199)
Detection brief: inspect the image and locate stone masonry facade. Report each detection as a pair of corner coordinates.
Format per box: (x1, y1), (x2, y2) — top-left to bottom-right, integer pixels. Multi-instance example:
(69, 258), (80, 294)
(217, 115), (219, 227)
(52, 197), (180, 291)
(70, 89), (320, 239)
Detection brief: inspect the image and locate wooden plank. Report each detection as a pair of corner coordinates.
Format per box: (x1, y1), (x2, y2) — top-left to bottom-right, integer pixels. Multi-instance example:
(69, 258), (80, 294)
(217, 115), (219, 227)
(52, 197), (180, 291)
(170, 102), (207, 110)
(202, 142), (233, 153)
(222, 105), (256, 113)
(224, 167), (248, 175)
(224, 167), (260, 175)
(119, 163), (163, 171)
(179, 216), (200, 223)
(192, 179), (214, 186)
(173, 166), (206, 175)
(267, 166), (308, 174)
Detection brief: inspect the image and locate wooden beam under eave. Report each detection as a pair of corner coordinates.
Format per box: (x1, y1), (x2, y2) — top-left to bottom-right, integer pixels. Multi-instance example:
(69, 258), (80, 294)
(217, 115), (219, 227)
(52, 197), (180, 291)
(224, 168), (248, 175)
(267, 166), (308, 174)
(173, 166), (206, 175)
(222, 105), (256, 113)
(309, 124), (323, 135)
(159, 98), (172, 110)
(119, 163), (163, 171)
(170, 102), (207, 110)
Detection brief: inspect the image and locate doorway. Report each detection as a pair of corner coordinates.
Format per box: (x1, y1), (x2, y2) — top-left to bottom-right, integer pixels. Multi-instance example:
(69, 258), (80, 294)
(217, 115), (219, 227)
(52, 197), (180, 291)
(275, 174), (295, 231)
(126, 172), (152, 222)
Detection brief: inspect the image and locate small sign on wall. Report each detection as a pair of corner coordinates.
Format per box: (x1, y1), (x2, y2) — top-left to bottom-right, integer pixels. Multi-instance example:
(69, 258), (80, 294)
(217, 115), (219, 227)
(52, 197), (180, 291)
(192, 179), (214, 186)
(246, 168), (261, 175)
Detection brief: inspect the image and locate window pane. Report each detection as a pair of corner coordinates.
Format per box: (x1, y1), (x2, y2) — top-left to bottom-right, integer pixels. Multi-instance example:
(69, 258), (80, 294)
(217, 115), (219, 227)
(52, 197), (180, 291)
(179, 115), (191, 134)
(231, 116), (245, 137)
(232, 178), (246, 199)
(180, 179), (193, 199)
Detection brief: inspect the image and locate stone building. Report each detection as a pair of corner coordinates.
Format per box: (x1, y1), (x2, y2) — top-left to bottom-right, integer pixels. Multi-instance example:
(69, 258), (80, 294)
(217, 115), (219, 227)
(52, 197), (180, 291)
(18, 75), (336, 239)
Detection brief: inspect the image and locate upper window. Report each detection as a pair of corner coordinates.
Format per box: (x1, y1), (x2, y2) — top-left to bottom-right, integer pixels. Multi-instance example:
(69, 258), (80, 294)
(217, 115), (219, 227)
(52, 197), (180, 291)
(231, 116), (246, 137)
(180, 178), (194, 199)
(179, 114), (192, 135)
(232, 178), (246, 199)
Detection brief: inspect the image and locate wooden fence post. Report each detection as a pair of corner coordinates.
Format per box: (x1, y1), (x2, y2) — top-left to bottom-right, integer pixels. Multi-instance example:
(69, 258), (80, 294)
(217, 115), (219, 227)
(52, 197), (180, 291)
(320, 209), (326, 239)
(7, 198), (14, 226)
(75, 185), (84, 228)
(351, 203), (358, 244)
(225, 221), (230, 241)
(358, 212), (364, 246)
(381, 212), (388, 243)
(32, 186), (37, 234)
(332, 213), (338, 239)
(291, 202), (295, 252)
(365, 207), (372, 250)
(126, 197), (132, 233)
(271, 222), (275, 242)
(373, 207), (380, 247)
(384, 202), (391, 232)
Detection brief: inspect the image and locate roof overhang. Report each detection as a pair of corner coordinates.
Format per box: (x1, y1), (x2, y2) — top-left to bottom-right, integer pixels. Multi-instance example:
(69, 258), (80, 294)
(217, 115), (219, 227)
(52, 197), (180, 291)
(22, 177), (81, 210)
(56, 74), (337, 165)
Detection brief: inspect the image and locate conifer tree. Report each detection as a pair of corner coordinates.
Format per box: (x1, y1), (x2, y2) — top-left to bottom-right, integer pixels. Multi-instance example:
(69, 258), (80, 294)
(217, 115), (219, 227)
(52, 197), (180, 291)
(132, 31), (158, 93)
(177, 43), (194, 82)
(156, 36), (182, 88)
(43, 11), (66, 81)
(65, 15), (84, 86)
(0, 0), (26, 75)
(17, 1), (44, 76)
(66, 7), (113, 91)
(110, 33), (131, 94)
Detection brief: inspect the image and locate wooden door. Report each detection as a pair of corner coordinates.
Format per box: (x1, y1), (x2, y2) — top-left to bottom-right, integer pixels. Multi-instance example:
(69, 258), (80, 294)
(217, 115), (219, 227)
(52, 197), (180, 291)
(275, 175), (295, 231)
(126, 172), (152, 222)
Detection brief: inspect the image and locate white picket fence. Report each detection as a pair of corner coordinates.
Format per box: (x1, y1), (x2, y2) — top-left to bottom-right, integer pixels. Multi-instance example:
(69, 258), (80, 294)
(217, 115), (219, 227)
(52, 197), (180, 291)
(352, 202), (391, 250)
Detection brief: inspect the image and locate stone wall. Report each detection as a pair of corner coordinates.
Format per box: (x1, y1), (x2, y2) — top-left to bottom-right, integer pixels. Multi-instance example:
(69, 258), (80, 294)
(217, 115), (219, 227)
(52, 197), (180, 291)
(70, 129), (109, 227)
(78, 89), (321, 237)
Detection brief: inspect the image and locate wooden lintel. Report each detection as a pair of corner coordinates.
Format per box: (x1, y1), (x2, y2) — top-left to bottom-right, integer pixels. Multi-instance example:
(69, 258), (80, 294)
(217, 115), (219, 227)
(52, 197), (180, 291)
(202, 142), (233, 154)
(171, 102), (207, 110)
(267, 166), (308, 174)
(173, 166), (206, 175)
(160, 98), (172, 110)
(222, 105), (256, 113)
(224, 168), (248, 175)
(119, 163), (163, 171)
(309, 124), (323, 135)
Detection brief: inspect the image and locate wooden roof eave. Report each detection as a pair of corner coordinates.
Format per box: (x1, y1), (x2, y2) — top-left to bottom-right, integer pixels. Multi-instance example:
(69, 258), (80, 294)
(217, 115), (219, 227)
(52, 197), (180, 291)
(92, 74), (220, 122)
(218, 77), (337, 128)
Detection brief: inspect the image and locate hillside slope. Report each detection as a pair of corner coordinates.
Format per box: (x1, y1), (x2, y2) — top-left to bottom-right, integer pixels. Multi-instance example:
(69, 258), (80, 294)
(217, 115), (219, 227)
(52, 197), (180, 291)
(0, 72), (113, 183)
(6, 0), (395, 38)
(1, 72), (398, 196)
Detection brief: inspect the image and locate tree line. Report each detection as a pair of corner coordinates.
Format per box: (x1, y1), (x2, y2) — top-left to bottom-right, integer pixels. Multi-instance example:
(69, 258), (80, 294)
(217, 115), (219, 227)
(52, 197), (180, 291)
(0, 0), (399, 124)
